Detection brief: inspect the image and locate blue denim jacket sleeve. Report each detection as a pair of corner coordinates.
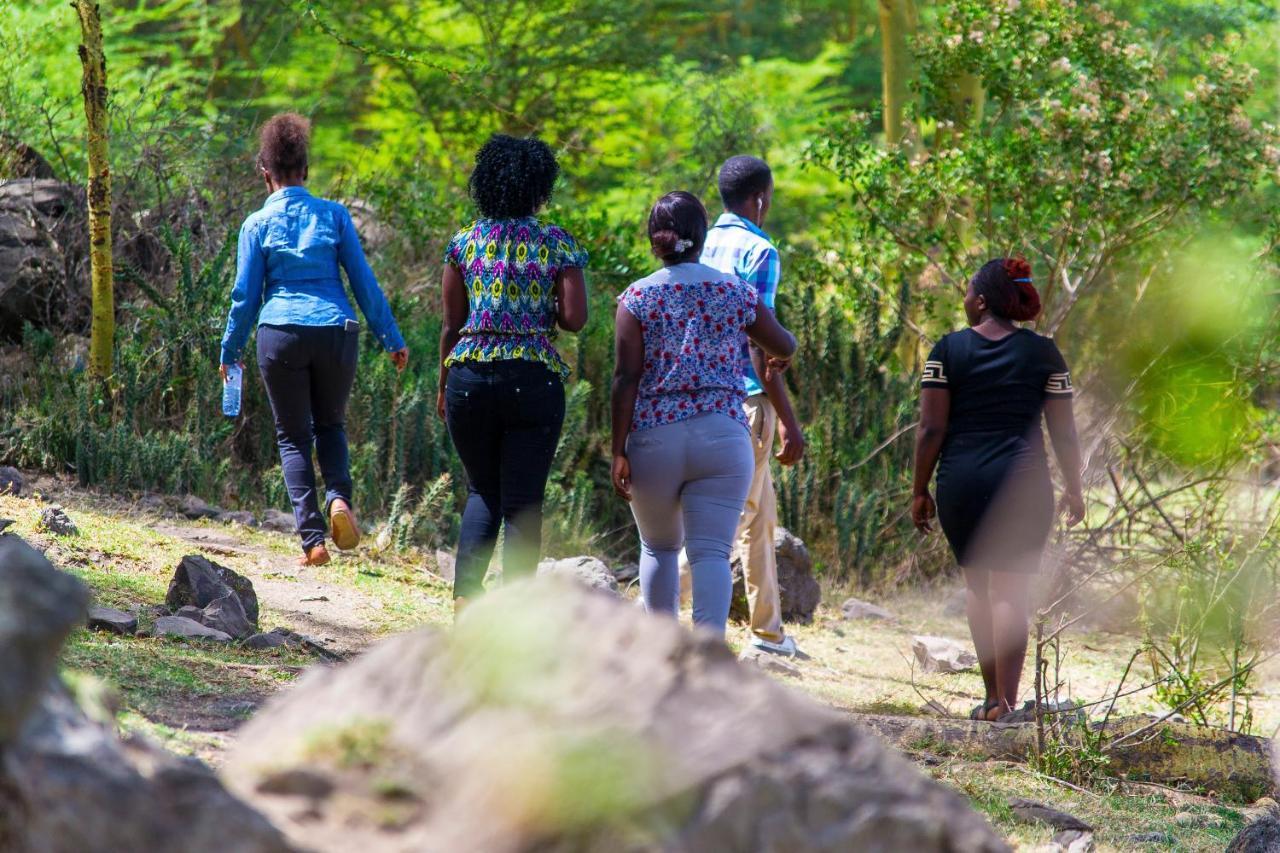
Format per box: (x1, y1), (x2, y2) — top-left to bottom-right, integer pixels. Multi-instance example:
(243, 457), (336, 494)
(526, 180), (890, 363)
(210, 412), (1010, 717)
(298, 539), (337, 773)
(334, 203), (405, 352)
(220, 217), (266, 366)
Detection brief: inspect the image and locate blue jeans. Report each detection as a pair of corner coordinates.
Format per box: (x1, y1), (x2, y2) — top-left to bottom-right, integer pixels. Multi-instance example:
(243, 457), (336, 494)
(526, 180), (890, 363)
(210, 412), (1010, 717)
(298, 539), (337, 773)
(445, 360), (566, 598)
(626, 413), (754, 637)
(257, 323), (358, 550)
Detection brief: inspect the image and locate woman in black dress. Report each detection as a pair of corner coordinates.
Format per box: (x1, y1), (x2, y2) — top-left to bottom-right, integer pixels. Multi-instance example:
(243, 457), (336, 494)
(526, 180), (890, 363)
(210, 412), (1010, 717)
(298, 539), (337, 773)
(911, 258), (1085, 722)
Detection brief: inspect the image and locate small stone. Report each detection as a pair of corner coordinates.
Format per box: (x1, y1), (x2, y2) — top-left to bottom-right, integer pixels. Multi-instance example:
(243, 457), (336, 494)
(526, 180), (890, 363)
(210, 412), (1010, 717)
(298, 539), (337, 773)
(261, 509), (295, 534)
(738, 646), (802, 677)
(38, 505), (79, 536)
(152, 616), (232, 643)
(1125, 832), (1173, 844)
(612, 562), (639, 584)
(299, 595), (329, 603)
(180, 495), (222, 520)
(912, 635), (978, 674)
(86, 606), (137, 636)
(244, 630), (294, 650)
(136, 494), (167, 513)
(219, 510), (257, 527)
(1010, 799), (1093, 832)
(256, 768), (335, 799)
(0, 466), (23, 496)
(1050, 830), (1094, 853)
(840, 597), (895, 621)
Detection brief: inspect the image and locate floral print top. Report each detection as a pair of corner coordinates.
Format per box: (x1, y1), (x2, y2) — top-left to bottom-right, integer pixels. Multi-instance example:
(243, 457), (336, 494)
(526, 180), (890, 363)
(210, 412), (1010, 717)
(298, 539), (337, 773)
(444, 217), (589, 379)
(618, 262), (758, 433)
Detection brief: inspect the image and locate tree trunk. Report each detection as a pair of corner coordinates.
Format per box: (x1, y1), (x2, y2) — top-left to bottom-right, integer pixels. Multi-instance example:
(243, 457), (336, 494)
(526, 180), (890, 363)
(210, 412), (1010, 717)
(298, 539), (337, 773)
(74, 0), (113, 378)
(853, 713), (1274, 803)
(878, 0), (917, 147)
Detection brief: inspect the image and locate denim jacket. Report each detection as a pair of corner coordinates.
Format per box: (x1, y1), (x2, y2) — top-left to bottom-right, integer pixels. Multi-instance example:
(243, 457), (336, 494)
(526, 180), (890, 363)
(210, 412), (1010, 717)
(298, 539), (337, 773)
(219, 186), (405, 365)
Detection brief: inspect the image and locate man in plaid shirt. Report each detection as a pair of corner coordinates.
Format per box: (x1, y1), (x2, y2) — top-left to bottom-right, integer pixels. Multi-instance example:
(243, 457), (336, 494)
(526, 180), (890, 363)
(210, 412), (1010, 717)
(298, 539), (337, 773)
(684, 155), (807, 657)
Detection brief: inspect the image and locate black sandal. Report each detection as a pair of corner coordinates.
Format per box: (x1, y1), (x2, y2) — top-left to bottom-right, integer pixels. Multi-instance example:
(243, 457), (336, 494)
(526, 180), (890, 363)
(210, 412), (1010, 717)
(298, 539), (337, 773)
(969, 699), (999, 721)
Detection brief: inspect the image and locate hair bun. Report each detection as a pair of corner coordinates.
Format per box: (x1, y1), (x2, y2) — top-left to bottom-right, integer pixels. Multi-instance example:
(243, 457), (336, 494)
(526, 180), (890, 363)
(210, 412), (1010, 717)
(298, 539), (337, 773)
(1002, 257), (1041, 321)
(650, 229), (682, 260)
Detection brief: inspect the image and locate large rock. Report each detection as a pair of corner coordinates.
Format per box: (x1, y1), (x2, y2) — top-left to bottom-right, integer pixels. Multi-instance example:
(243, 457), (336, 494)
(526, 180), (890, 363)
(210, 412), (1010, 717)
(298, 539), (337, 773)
(200, 593), (255, 640)
(0, 465), (23, 496)
(0, 533), (89, 740)
(730, 527), (821, 624)
(223, 579), (1008, 853)
(0, 179), (89, 340)
(38, 504), (79, 536)
(86, 606), (137, 636)
(165, 555), (259, 628)
(0, 532), (290, 851)
(536, 555), (618, 593)
(261, 509), (295, 534)
(841, 597), (896, 621)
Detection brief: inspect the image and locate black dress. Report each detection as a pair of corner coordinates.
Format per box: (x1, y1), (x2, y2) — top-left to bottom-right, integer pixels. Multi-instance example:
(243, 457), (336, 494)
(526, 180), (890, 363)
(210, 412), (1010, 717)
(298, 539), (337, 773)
(921, 328), (1073, 570)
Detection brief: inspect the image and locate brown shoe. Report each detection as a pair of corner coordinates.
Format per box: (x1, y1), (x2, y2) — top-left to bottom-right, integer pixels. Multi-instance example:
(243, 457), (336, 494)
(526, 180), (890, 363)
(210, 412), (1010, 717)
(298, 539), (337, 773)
(329, 498), (360, 551)
(299, 543), (331, 566)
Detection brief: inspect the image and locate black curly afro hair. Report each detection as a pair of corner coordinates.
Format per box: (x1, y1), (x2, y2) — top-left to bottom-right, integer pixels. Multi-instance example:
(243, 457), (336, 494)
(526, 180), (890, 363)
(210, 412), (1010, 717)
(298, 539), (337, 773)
(257, 112), (310, 179)
(468, 134), (561, 220)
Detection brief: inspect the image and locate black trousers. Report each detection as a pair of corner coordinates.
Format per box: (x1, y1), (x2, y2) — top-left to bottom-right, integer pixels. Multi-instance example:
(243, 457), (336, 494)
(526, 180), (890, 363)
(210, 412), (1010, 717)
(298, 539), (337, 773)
(257, 323), (358, 551)
(445, 360), (565, 598)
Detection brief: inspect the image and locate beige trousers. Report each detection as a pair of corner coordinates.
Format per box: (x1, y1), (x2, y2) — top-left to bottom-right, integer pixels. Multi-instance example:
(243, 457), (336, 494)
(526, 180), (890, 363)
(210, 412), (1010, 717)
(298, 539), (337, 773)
(679, 394), (784, 642)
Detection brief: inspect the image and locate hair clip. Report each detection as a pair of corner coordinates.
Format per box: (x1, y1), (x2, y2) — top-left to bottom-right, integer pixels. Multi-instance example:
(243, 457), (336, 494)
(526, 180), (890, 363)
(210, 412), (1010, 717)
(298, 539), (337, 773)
(1013, 277), (1033, 283)
(674, 238), (693, 252)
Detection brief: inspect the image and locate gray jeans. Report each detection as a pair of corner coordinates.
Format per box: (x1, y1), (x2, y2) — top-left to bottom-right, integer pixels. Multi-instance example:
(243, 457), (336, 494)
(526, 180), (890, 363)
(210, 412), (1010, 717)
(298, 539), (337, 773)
(626, 413), (754, 637)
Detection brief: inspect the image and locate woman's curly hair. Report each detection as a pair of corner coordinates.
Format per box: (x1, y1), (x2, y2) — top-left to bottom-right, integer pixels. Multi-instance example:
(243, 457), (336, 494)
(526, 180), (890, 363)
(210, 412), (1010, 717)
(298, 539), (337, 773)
(469, 134), (560, 219)
(257, 113), (310, 178)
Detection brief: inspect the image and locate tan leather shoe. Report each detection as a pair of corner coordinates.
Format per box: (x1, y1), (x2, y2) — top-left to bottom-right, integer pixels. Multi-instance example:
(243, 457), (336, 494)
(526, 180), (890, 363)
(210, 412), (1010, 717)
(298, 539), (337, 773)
(329, 498), (360, 551)
(299, 543), (331, 567)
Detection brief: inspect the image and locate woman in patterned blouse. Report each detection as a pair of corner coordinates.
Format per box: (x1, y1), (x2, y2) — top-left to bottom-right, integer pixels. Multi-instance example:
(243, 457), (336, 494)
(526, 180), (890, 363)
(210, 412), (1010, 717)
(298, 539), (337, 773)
(611, 191), (796, 638)
(438, 135), (589, 610)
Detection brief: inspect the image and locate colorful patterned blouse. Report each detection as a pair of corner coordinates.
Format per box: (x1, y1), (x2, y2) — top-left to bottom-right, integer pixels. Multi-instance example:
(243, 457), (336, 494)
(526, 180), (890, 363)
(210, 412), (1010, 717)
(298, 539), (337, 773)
(444, 217), (589, 379)
(618, 263), (759, 433)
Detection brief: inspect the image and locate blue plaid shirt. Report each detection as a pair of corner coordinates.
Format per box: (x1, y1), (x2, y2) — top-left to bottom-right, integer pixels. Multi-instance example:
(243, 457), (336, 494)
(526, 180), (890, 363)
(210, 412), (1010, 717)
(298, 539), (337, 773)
(700, 213), (780, 397)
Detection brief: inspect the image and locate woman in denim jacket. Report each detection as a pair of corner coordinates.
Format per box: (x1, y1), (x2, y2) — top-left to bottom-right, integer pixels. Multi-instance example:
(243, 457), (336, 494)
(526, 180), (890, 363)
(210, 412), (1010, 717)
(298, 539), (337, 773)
(220, 113), (408, 566)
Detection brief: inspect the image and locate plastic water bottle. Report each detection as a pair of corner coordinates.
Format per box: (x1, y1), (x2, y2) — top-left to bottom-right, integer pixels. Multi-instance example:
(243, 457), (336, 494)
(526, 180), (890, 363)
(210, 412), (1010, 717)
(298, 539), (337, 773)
(222, 364), (242, 418)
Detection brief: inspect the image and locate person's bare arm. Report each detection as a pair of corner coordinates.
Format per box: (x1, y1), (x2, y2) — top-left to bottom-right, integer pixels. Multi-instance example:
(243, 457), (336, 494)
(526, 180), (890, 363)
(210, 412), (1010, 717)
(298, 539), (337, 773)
(911, 388), (950, 532)
(437, 264), (468, 418)
(610, 304), (644, 501)
(746, 306), (804, 465)
(1045, 397), (1085, 525)
(555, 267), (588, 332)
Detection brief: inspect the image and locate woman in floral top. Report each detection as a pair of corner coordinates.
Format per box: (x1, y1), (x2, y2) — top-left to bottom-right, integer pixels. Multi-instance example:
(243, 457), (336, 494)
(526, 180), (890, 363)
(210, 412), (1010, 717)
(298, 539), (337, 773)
(611, 191), (796, 638)
(439, 135), (588, 610)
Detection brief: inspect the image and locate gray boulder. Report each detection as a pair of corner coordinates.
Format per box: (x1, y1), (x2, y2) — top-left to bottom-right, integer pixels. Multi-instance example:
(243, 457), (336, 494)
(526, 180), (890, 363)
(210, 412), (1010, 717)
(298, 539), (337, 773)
(152, 616), (233, 643)
(86, 606), (137, 636)
(0, 179), (89, 340)
(219, 510), (257, 527)
(730, 527), (821, 624)
(0, 533), (90, 741)
(0, 533), (292, 852)
(38, 504), (79, 536)
(536, 555), (618, 593)
(0, 465), (23, 496)
(165, 554), (259, 627)
(223, 579), (1007, 853)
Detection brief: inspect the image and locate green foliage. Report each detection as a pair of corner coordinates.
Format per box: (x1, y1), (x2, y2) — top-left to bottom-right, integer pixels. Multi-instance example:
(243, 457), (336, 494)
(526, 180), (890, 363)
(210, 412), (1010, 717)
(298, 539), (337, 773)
(1031, 712), (1112, 788)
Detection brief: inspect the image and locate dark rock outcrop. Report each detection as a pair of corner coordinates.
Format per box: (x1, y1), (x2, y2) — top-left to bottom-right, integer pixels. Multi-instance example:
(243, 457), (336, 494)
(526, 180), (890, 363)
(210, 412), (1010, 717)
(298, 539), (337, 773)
(0, 179), (89, 340)
(730, 526), (821, 624)
(0, 531), (291, 852)
(165, 555), (259, 628)
(224, 579), (1007, 853)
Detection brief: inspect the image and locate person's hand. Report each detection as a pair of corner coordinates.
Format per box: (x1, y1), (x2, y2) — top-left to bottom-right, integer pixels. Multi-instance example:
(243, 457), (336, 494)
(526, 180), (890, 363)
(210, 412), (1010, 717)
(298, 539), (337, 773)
(912, 492), (937, 533)
(389, 347), (409, 372)
(436, 387), (447, 420)
(764, 355), (791, 382)
(1061, 490), (1085, 527)
(611, 454), (632, 501)
(775, 418), (806, 466)
(219, 361), (244, 383)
